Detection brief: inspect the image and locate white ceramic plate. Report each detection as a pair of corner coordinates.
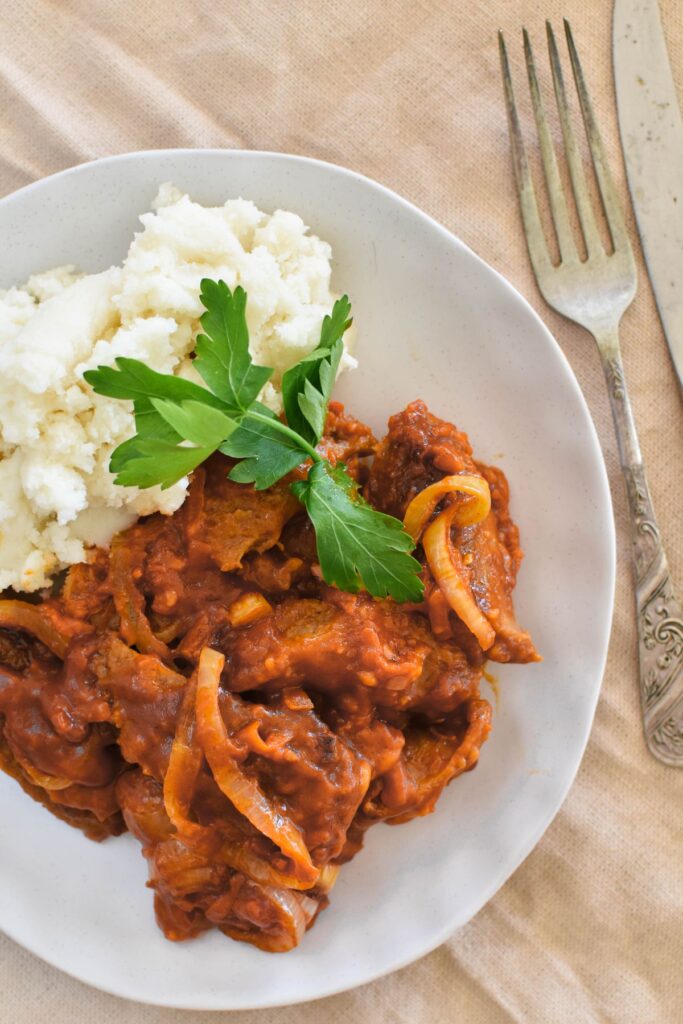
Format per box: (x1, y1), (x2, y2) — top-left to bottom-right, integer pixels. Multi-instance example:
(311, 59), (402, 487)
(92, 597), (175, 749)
(0, 150), (615, 1010)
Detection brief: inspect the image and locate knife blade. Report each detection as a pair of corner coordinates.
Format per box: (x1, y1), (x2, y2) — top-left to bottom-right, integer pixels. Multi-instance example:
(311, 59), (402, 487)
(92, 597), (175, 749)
(613, 0), (683, 389)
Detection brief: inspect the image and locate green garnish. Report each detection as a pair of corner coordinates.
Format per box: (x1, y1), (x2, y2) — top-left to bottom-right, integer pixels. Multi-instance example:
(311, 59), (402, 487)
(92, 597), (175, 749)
(84, 280), (423, 602)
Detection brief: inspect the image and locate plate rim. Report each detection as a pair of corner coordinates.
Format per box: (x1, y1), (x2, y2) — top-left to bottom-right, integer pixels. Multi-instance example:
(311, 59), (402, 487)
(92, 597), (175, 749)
(0, 147), (616, 1010)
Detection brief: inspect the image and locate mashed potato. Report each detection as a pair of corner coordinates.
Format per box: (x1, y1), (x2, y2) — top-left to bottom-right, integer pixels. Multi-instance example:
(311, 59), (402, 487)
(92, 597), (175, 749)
(0, 185), (356, 592)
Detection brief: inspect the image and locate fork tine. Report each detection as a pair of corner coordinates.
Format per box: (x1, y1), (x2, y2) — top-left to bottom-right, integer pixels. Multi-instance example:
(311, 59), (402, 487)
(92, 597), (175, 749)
(523, 28), (577, 265)
(563, 19), (633, 257)
(498, 30), (552, 279)
(546, 21), (602, 257)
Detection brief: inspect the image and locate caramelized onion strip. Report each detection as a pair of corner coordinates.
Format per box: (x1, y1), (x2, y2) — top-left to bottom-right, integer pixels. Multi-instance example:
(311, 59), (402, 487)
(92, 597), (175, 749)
(422, 506), (495, 650)
(384, 699), (493, 826)
(403, 473), (491, 542)
(217, 843), (315, 892)
(110, 535), (170, 661)
(0, 600), (91, 660)
(227, 592), (272, 628)
(418, 699), (493, 797)
(13, 752), (73, 791)
(163, 672), (204, 841)
(195, 647), (318, 887)
(221, 885), (313, 953)
(166, 665), (316, 890)
(315, 863), (340, 895)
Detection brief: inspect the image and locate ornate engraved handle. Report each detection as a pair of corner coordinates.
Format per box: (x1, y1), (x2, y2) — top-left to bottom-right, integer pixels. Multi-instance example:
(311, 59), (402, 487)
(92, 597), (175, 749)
(599, 333), (683, 767)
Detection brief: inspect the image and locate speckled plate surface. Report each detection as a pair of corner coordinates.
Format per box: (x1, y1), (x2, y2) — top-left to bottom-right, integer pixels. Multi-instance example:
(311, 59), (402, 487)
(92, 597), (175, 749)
(0, 149), (615, 1010)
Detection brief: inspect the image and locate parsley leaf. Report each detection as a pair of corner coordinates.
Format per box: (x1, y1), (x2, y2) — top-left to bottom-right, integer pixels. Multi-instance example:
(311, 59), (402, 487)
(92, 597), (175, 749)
(87, 358), (235, 486)
(110, 438), (215, 490)
(151, 398), (237, 448)
(319, 293), (353, 352)
(292, 461), (424, 602)
(220, 404), (307, 489)
(281, 295), (350, 444)
(83, 357), (227, 409)
(194, 279), (273, 412)
(132, 399), (183, 443)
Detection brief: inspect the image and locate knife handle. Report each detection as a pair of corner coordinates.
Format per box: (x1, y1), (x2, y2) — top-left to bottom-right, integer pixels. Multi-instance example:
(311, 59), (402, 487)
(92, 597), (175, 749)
(598, 331), (683, 767)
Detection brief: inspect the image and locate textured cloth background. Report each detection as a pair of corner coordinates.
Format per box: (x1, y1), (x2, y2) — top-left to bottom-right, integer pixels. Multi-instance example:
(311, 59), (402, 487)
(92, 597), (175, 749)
(1, 1), (682, 1021)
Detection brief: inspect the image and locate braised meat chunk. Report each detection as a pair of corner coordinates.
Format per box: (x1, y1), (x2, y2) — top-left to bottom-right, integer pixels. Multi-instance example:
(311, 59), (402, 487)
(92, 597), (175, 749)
(226, 589), (480, 716)
(367, 401), (539, 664)
(366, 399), (478, 516)
(316, 400), (377, 479)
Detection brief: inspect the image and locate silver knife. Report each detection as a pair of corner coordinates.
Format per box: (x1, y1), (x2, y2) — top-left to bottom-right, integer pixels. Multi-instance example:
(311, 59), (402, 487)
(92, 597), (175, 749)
(614, 0), (683, 389)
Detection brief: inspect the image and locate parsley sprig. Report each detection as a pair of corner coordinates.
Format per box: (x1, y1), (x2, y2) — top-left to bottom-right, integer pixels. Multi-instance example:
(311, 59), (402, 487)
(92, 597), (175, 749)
(84, 280), (423, 602)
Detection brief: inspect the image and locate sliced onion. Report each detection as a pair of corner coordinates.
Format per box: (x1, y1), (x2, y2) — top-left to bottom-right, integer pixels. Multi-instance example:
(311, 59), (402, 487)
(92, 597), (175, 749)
(110, 534), (170, 661)
(217, 842), (315, 892)
(13, 752), (73, 791)
(0, 600), (90, 660)
(422, 506), (495, 651)
(425, 586), (454, 639)
(403, 474), (491, 541)
(163, 671), (206, 842)
(456, 698), (493, 767)
(227, 592), (273, 628)
(195, 647), (318, 887)
(298, 893), (320, 926)
(315, 863), (340, 894)
(221, 884), (311, 952)
(424, 699), (493, 789)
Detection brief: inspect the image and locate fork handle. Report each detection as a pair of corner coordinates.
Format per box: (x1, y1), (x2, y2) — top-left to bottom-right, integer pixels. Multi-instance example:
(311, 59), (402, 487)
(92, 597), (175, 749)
(598, 329), (683, 766)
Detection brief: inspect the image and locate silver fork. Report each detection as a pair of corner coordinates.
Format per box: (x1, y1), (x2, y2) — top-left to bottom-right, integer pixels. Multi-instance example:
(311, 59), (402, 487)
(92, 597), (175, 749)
(499, 20), (683, 767)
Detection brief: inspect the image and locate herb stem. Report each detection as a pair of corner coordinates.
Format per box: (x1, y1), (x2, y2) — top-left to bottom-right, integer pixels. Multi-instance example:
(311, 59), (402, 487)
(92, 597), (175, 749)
(246, 409), (322, 462)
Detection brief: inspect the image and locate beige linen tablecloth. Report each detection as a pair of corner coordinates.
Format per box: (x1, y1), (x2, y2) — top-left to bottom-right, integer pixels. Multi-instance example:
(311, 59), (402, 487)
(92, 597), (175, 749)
(1, 1), (682, 1021)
